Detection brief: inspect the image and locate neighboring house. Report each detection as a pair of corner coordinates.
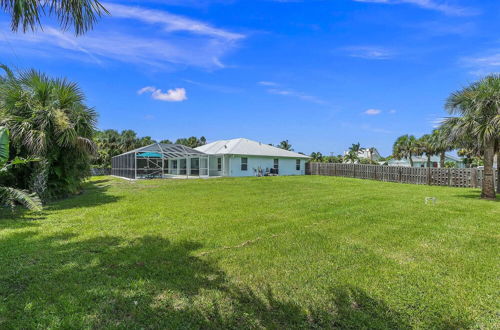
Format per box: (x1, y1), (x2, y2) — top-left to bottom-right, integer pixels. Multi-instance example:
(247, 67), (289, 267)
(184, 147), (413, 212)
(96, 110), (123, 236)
(343, 147), (383, 162)
(387, 154), (465, 168)
(196, 138), (310, 177)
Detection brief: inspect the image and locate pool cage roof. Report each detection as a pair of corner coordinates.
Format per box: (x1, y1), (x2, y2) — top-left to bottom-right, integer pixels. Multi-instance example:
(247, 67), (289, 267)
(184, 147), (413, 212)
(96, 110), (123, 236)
(111, 143), (210, 180)
(119, 143), (206, 158)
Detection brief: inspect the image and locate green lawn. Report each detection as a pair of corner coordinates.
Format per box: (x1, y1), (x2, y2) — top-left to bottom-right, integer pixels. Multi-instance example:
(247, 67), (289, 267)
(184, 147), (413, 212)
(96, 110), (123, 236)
(0, 176), (498, 329)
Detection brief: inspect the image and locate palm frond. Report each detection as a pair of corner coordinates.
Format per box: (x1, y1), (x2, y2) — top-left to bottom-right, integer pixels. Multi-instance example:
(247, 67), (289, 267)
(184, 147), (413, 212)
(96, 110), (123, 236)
(1, 0), (109, 35)
(0, 186), (42, 211)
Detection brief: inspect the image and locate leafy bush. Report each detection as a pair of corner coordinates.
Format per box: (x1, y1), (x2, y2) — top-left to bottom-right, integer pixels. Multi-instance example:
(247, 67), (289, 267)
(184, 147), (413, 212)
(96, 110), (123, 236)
(0, 65), (96, 200)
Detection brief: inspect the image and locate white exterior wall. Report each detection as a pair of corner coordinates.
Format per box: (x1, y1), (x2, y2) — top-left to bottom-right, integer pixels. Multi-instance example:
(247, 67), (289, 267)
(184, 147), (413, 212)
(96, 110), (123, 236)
(226, 155), (306, 177)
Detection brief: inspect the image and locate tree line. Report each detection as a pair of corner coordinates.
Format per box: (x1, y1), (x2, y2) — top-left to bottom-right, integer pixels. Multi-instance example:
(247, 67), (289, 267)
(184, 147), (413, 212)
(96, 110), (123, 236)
(93, 130), (207, 168)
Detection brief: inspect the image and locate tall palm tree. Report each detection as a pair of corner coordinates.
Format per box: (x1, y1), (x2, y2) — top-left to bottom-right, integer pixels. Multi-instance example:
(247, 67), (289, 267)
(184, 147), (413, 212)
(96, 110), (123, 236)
(0, 65), (97, 198)
(429, 129), (453, 168)
(418, 134), (436, 168)
(442, 74), (499, 200)
(344, 151), (358, 164)
(278, 140), (293, 151)
(393, 134), (418, 167)
(1, 0), (108, 35)
(0, 126), (42, 210)
(349, 142), (361, 153)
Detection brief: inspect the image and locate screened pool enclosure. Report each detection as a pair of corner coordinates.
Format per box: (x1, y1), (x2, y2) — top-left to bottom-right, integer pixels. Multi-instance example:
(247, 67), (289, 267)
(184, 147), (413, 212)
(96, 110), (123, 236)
(111, 143), (210, 179)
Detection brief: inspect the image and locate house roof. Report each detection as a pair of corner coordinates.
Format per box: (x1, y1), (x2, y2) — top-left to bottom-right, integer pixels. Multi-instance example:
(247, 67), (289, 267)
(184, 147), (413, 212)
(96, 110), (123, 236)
(195, 138), (310, 159)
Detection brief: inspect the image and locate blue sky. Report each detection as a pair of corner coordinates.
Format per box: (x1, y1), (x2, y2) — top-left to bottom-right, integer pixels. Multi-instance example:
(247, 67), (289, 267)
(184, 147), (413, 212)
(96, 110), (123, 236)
(0, 0), (499, 156)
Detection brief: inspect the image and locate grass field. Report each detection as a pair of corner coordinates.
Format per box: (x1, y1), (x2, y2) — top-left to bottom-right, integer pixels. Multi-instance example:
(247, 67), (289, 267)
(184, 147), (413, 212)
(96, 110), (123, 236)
(0, 176), (498, 329)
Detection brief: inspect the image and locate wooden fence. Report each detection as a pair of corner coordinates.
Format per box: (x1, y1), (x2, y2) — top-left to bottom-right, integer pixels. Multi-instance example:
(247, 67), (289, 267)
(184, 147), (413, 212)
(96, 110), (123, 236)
(306, 162), (496, 189)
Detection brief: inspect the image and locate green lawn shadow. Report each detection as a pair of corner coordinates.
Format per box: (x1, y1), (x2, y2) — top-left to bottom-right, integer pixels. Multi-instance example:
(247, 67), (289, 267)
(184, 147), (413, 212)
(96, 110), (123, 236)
(0, 231), (473, 328)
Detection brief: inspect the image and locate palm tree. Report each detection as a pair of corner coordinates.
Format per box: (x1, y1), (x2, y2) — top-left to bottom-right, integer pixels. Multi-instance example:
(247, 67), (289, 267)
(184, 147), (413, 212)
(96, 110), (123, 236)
(418, 134), (436, 168)
(1, 0), (109, 35)
(278, 140), (293, 151)
(0, 65), (97, 198)
(457, 148), (476, 168)
(349, 142), (361, 154)
(0, 127), (42, 211)
(393, 134), (418, 167)
(120, 130), (139, 152)
(442, 74), (500, 200)
(429, 129), (453, 168)
(344, 150), (359, 164)
(310, 152), (323, 162)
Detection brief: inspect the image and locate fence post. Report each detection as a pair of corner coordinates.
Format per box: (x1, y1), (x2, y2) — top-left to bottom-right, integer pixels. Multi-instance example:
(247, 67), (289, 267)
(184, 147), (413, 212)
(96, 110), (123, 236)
(448, 168), (452, 186)
(427, 167), (431, 186)
(398, 167), (402, 183)
(352, 164), (356, 178)
(333, 163), (337, 176)
(471, 168), (477, 188)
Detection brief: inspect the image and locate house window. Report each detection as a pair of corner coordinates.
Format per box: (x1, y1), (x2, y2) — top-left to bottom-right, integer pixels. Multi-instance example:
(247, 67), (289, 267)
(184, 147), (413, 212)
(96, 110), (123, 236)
(241, 157), (248, 171)
(274, 159), (279, 170)
(172, 160), (177, 169)
(296, 159), (301, 171)
(217, 158), (222, 171)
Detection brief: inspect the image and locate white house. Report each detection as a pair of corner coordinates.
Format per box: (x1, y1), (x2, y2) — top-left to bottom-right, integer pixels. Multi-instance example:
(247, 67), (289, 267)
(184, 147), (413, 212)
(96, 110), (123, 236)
(343, 147), (383, 162)
(195, 138), (310, 177)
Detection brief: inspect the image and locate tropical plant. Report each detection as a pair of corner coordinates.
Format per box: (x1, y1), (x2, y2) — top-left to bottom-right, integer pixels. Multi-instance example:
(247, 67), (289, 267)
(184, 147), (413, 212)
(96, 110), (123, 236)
(1, 0), (109, 35)
(428, 129), (453, 168)
(344, 150), (359, 164)
(418, 134), (436, 168)
(457, 148), (476, 168)
(278, 140), (293, 151)
(359, 158), (378, 165)
(309, 152), (323, 162)
(444, 161), (457, 169)
(175, 136), (207, 148)
(349, 142), (361, 153)
(0, 65), (97, 199)
(442, 74), (499, 199)
(0, 127), (42, 211)
(392, 134), (418, 167)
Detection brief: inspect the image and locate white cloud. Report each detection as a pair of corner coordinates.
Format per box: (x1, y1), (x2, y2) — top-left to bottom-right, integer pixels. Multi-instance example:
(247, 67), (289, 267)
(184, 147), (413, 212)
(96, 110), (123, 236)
(352, 0), (477, 16)
(0, 3), (244, 70)
(364, 109), (382, 115)
(138, 86), (187, 102)
(258, 81), (279, 86)
(104, 2), (244, 40)
(267, 88), (326, 104)
(461, 51), (500, 76)
(342, 46), (394, 60)
(389, 109), (397, 114)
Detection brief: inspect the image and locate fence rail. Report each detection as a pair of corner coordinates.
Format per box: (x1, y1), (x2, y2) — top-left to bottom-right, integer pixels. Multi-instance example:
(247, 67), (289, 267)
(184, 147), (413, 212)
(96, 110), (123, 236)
(306, 162), (496, 189)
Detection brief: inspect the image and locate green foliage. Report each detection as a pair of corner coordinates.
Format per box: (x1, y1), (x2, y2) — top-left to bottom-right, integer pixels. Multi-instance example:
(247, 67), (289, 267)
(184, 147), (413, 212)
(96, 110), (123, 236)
(277, 140), (293, 151)
(344, 150), (359, 164)
(444, 161), (457, 168)
(0, 65), (96, 200)
(175, 136), (206, 148)
(392, 134), (418, 166)
(0, 127), (42, 210)
(0, 176), (497, 328)
(93, 132), (208, 168)
(0, 126), (8, 163)
(359, 158), (378, 165)
(442, 74), (500, 199)
(309, 152), (324, 162)
(0, 0), (109, 35)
